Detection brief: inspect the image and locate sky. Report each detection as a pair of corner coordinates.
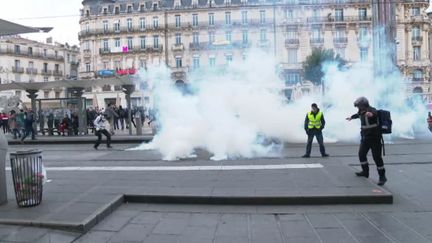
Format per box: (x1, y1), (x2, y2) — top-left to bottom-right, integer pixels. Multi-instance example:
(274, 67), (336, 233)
(0, 0), (82, 46)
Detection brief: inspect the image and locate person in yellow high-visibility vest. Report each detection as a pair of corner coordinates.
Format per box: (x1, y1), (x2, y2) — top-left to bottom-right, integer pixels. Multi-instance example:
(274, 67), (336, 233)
(302, 103), (329, 158)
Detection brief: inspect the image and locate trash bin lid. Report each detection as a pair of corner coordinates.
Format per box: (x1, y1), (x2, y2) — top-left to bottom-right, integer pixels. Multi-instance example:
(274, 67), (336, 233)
(10, 150), (42, 156)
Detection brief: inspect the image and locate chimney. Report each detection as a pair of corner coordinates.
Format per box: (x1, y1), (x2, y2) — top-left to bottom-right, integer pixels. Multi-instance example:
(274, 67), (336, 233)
(46, 37), (53, 44)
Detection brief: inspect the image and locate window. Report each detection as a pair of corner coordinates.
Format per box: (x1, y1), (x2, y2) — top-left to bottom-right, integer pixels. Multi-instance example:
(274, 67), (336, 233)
(413, 69), (423, 80)
(55, 51), (58, 58)
(287, 29), (297, 39)
(208, 31), (215, 43)
(288, 49), (297, 63)
(114, 60), (121, 70)
(114, 38), (120, 48)
(103, 61), (109, 69)
(412, 26), (421, 41)
(127, 18), (133, 30)
(359, 27), (368, 41)
(312, 9), (319, 18)
(209, 57), (216, 67)
(28, 61), (34, 69)
(140, 18), (146, 30)
(260, 10), (266, 24)
(225, 55), (233, 65)
(193, 32), (199, 44)
(225, 12), (231, 25)
(175, 15), (181, 28)
(140, 4), (145, 12)
(140, 36), (146, 49)
(43, 49), (47, 57)
(114, 20), (120, 32)
(55, 92), (60, 99)
(85, 22), (89, 33)
(153, 35), (159, 48)
(193, 56), (200, 69)
(28, 47), (32, 56)
(412, 7), (421, 16)
(175, 33), (182, 45)
(286, 9), (294, 20)
(360, 48), (368, 61)
(175, 57), (182, 68)
(55, 64), (59, 72)
(286, 73), (300, 85)
(14, 60), (20, 68)
(241, 11), (248, 25)
(103, 39), (109, 51)
(43, 63), (48, 72)
(103, 20), (108, 32)
(127, 5), (132, 13)
(139, 59), (146, 68)
(413, 46), (421, 61)
(127, 37), (133, 49)
(86, 63), (91, 72)
(335, 28), (345, 41)
(312, 27), (321, 39)
(225, 31), (232, 42)
(43, 77), (48, 82)
(15, 91), (21, 97)
(85, 41), (90, 50)
(192, 14), (199, 27)
(242, 30), (248, 44)
(358, 8), (367, 20)
(260, 29), (267, 41)
(153, 17), (159, 29)
(208, 13), (214, 26)
(335, 9), (343, 21)
(44, 91), (49, 99)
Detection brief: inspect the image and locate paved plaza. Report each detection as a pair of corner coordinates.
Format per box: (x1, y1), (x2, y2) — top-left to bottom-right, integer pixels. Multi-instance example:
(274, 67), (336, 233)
(0, 138), (431, 242)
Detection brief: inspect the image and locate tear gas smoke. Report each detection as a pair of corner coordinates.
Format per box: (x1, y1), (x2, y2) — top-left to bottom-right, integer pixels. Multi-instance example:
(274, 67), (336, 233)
(131, 49), (428, 160)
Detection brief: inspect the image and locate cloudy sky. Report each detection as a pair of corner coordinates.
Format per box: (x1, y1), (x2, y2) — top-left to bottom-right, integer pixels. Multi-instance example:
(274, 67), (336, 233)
(0, 0), (82, 46)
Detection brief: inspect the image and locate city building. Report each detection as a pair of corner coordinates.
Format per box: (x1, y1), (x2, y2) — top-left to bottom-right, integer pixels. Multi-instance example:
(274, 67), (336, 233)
(79, 0), (432, 103)
(0, 36), (80, 104)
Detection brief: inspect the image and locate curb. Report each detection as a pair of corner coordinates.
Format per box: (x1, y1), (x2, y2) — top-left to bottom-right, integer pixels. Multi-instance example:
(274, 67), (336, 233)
(7, 137), (153, 145)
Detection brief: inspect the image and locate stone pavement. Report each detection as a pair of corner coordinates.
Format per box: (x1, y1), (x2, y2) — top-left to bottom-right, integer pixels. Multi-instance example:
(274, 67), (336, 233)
(0, 139), (431, 242)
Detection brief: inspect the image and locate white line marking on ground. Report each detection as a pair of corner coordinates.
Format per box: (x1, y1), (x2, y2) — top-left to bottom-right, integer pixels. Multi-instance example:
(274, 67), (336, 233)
(5, 164), (323, 172)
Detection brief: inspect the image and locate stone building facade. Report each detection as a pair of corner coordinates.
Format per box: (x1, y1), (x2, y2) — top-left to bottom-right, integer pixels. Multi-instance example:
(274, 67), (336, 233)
(0, 36), (79, 104)
(79, 0), (432, 103)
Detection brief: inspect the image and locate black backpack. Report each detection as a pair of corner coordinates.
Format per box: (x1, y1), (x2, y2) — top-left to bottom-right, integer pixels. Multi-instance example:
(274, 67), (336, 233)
(377, 109), (392, 134)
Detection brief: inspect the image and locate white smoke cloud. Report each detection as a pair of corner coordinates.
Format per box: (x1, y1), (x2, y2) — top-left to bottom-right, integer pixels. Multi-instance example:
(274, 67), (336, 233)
(130, 48), (429, 160)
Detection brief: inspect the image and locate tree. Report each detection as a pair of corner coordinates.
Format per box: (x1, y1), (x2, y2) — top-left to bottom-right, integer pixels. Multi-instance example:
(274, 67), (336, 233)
(302, 48), (346, 86)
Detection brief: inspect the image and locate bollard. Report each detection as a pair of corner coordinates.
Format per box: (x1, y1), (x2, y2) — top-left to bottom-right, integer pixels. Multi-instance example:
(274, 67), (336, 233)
(0, 133), (8, 205)
(135, 116), (142, 135)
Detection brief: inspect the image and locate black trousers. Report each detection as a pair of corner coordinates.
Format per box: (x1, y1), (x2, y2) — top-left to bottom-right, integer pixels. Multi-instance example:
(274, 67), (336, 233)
(94, 129), (111, 148)
(21, 126), (35, 141)
(358, 135), (385, 176)
(305, 129), (326, 156)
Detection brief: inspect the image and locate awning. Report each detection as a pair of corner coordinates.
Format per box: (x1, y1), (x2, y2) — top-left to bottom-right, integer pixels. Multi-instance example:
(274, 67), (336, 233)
(0, 18), (52, 36)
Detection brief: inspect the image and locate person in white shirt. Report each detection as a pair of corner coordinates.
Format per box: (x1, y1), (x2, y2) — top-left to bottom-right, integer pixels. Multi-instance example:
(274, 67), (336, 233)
(93, 113), (112, 150)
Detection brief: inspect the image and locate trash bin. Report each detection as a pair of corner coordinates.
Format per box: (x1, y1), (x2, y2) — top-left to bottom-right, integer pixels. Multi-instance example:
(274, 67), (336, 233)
(10, 150), (43, 207)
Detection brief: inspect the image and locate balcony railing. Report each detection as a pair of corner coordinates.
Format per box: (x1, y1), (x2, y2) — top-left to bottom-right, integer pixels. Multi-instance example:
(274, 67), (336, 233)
(98, 46), (164, 55)
(26, 68), (38, 75)
(307, 16), (371, 23)
(172, 44), (184, 51)
(41, 70), (53, 76)
(310, 38), (324, 44)
(412, 36), (423, 42)
(53, 70), (63, 76)
(412, 77), (424, 82)
(333, 37), (348, 44)
(12, 67), (24, 73)
(285, 39), (300, 46)
(0, 48), (64, 61)
(188, 41), (250, 50)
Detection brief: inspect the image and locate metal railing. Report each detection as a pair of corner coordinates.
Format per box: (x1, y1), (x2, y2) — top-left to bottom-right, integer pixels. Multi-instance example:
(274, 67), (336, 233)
(41, 70), (52, 76)
(0, 48), (64, 61)
(12, 67), (24, 73)
(333, 37), (348, 44)
(98, 46), (164, 55)
(307, 16), (372, 23)
(26, 68), (38, 75)
(53, 70), (63, 76)
(285, 39), (300, 45)
(310, 38), (324, 44)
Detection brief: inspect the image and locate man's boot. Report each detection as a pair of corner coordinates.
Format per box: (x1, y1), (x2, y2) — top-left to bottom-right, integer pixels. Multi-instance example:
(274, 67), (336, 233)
(377, 167), (387, 186)
(355, 162), (369, 178)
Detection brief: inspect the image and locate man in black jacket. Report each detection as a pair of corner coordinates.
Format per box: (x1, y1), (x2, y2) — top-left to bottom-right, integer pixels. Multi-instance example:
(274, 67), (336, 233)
(302, 103), (329, 158)
(347, 97), (387, 186)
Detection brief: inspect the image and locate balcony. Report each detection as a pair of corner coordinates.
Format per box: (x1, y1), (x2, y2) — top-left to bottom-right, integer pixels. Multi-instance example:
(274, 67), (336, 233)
(333, 37), (348, 45)
(285, 39), (300, 47)
(12, 67), (24, 73)
(26, 68), (38, 75)
(53, 70), (63, 76)
(99, 46), (164, 56)
(306, 16), (371, 23)
(412, 77), (424, 82)
(0, 48), (64, 61)
(172, 44), (184, 51)
(310, 38), (324, 44)
(41, 69), (53, 76)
